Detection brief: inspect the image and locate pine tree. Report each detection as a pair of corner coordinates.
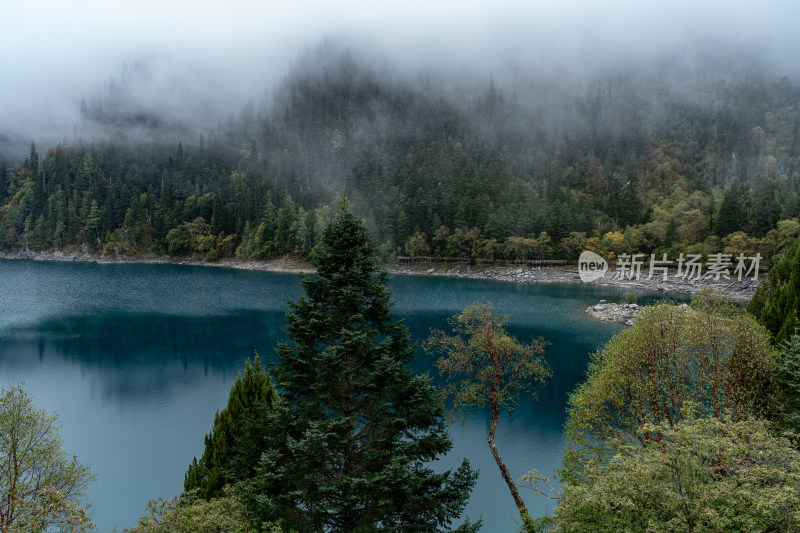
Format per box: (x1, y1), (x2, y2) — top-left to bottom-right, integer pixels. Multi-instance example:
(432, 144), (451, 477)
(750, 176), (781, 237)
(749, 239), (800, 344)
(773, 334), (800, 435)
(184, 354), (277, 499)
(664, 217), (678, 248)
(241, 202), (479, 532)
(26, 142), (39, 175)
(274, 195), (296, 255)
(717, 185), (745, 236)
(255, 191), (277, 256)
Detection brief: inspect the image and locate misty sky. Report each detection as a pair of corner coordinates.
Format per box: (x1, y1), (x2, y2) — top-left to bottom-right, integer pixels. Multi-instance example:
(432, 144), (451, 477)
(3, 0), (800, 149)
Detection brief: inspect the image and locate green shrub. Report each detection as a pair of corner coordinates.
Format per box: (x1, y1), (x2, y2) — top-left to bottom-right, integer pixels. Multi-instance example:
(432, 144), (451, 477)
(621, 291), (637, 304)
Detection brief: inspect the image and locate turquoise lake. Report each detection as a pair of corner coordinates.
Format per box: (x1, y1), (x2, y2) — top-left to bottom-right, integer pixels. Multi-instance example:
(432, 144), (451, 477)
(0, 259), (689, 531)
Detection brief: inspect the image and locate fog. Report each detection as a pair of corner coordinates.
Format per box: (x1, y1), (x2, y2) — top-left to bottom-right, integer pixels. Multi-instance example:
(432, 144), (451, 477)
(2, 0), (799, 158)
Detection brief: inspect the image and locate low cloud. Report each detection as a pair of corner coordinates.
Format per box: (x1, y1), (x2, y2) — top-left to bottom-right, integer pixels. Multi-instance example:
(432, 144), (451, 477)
(2, 0), (798, 158)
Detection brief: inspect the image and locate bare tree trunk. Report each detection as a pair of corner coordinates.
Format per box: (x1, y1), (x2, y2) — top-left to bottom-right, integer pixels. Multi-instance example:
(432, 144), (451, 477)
(488, 401), (528, 515)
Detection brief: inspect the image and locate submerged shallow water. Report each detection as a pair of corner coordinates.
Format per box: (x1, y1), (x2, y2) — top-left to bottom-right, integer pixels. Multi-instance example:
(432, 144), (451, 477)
(0, 260), (688, 531)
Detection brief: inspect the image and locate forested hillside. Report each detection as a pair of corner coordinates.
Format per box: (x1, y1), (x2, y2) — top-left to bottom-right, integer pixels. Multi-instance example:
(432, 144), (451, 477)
(2, 44), (799, 263)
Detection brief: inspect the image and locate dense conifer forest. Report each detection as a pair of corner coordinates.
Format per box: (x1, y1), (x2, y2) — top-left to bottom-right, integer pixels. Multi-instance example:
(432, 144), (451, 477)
(2, 44), (799, 264)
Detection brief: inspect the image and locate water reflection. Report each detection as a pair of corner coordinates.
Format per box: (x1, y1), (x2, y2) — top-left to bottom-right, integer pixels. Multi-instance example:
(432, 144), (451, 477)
(1, 311), (285, 401)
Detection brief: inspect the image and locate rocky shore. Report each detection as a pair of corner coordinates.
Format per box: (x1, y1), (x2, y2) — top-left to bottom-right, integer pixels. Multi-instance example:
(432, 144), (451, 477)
(585, 300), (642, 326)
(584, 300), (698, 326)
(0, 249), (315, 274)
(390, 263), (760, 302)
(0, 249), (760, 302)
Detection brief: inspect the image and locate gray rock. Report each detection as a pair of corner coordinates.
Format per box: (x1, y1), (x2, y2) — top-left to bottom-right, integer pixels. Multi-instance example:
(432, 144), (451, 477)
(585, 300), (647, 326)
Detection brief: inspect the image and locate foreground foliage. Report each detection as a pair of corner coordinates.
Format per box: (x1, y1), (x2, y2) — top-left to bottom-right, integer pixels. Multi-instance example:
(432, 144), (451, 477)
(552, 416), (800, 533)
(562, 292), (778, 484)
(749, 238), (800, 344)
(772, 333), (800, 435)
(127, 488), (263, 533)
(425, 301), (550, 529)
(238, 203), (479, 532)
(0, 385), (96, 532)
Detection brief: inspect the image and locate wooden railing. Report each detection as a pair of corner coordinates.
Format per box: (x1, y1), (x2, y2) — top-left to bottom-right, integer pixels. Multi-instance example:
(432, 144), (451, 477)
(396, 256), (568, 267)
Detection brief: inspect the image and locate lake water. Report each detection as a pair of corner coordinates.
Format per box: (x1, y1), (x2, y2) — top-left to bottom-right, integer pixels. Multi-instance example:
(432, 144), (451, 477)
(0, 259), (688, 531)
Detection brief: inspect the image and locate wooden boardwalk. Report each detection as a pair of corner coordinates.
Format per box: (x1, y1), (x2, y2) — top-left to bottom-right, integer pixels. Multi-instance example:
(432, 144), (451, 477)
(396, 256), (568, 267)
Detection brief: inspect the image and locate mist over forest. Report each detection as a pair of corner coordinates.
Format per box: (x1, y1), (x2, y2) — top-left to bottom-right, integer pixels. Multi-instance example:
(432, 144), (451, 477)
(3, 0), (798, 152)
(2, 0), (800, 263)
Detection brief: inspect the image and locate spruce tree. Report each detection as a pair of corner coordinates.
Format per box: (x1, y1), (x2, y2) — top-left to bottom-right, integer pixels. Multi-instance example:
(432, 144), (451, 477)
(749, 239), (800, 344)
(241, 202), (479, 532)
(773, 334), (800, 435)
(184, 354), (277, 499)
(717, 185), (745, 236)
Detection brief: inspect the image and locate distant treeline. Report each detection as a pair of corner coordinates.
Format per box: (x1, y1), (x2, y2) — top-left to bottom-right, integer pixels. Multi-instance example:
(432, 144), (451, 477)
(2, 45), (800, 263)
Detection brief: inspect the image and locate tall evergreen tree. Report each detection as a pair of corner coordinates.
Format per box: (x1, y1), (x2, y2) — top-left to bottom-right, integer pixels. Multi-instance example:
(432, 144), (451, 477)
(749, 239), (800, 344)
(750, 176), (781, 237)
(184, 354), (277, 499)
(240, 202), (479, 532)
(772, 334), (800, 435)
(26, 142), (39, 175)
(717, 185), (745, 236)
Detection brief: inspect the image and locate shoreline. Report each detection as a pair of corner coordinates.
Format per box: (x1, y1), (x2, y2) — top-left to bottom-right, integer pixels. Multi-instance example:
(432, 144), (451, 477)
(0, 249), (316, 274)
(0, 249), (760, 301)
(389, 263), (760, 301)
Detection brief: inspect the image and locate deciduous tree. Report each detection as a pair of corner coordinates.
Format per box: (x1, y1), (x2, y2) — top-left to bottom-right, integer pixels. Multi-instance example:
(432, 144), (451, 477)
(424, 301), (551, 529)
(562, 292), (778, 484)
(0, 385), (95, 532)
(128, 487), (262, 533)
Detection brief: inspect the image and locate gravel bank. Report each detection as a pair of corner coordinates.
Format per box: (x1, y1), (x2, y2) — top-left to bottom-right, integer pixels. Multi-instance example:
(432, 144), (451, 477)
(390, 264), (760, 302)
